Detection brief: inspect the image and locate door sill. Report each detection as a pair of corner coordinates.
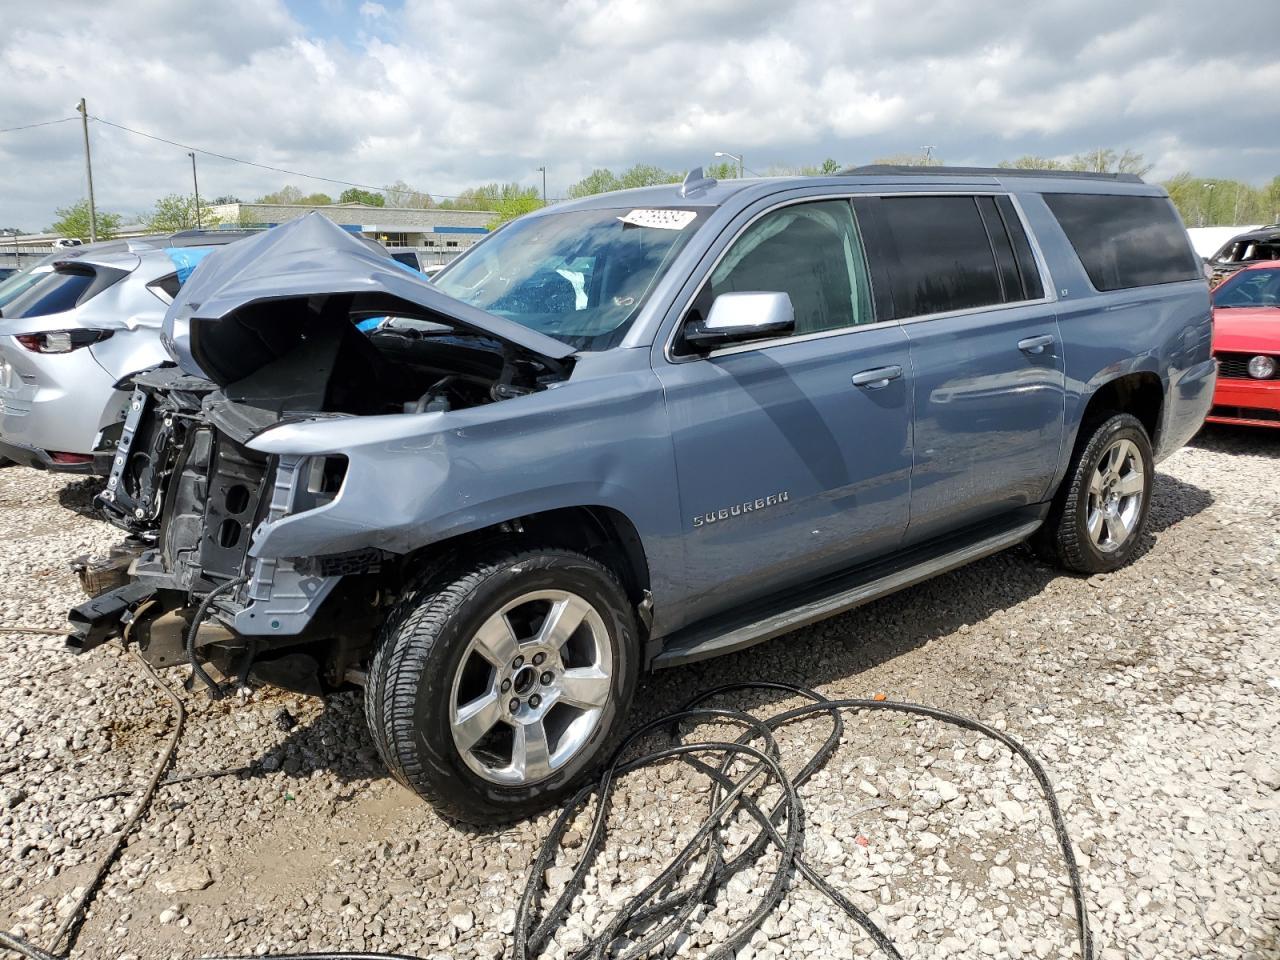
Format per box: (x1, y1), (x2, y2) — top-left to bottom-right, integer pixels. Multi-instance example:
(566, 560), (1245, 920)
(651, 509), (1044, 669)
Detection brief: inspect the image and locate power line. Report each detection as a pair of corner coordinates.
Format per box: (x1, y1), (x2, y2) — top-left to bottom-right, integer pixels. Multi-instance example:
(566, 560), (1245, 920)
(88, 114), (482, 203)
(0, 116), (78, 134)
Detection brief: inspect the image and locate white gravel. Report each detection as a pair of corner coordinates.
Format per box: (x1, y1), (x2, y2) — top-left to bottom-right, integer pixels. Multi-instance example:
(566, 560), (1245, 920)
(1, 426), (1278, 960)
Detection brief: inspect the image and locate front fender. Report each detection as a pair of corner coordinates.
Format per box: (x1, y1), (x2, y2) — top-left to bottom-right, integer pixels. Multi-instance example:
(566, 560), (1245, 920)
(244, 369), (683, 588)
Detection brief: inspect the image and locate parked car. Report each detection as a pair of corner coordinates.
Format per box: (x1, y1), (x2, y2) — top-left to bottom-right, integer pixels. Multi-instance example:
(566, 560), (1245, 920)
(70, 169), (1214, 823)
(0, 229), (400, 472)
(0, 231), (259, 472)
(1206, 260), (1280, 428)
(1206, 225), (1280, 286)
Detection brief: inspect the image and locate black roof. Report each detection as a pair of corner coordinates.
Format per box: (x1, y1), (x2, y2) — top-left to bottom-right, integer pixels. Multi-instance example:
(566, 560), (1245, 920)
(1223, 225), (1280, 242)
(840, 164), (1144, 184)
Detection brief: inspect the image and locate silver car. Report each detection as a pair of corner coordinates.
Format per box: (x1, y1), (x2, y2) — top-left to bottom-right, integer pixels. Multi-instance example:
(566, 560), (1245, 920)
(0, 232), (256, 472)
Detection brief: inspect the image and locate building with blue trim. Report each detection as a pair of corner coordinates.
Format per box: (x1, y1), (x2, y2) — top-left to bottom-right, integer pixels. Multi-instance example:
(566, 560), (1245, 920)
(203, 200), (494, 264)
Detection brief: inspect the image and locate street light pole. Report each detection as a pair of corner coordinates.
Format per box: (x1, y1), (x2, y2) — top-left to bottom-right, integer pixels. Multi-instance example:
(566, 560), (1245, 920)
(922, 145), (936, 164)
(75, 98), (98, 243)
(714, 151), (744, 178)
(536, 166), (547, 204)
(188, 152), (202, 229)
(1202, 182), (1215, 227)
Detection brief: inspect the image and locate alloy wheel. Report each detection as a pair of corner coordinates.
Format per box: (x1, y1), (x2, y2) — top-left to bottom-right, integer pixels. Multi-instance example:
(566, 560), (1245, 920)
(1086, 438), (1145, 553)
(448, 589), (613, 785)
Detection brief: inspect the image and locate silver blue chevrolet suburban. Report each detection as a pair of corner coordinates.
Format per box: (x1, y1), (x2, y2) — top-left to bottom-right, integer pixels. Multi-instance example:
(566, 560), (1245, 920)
(72, 165), (1214, 822)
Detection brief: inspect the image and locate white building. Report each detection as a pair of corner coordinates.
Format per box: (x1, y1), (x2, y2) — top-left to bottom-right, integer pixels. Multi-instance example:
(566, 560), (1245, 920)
(204, 201), (494, 264)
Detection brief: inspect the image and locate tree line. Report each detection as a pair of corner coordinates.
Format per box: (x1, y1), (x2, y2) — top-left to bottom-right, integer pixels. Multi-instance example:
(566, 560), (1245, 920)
(43, 147), (1280, 240)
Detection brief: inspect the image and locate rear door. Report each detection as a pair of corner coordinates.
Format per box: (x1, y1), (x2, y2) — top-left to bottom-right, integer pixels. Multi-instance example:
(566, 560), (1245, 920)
(856, 193), (1065, 544)
(654, 198), (913, 630)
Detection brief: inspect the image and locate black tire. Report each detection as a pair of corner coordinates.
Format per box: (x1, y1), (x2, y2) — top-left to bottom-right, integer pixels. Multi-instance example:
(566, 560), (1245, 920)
(365, 546), (638, 823)
(1033, 412), (1154, 574)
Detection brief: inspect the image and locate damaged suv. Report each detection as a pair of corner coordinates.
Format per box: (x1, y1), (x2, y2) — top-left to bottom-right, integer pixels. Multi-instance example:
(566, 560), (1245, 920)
(71, 167), (1214, 823)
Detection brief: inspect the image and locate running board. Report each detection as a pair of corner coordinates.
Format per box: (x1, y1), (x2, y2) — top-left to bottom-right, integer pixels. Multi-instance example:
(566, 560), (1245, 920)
(652, 518), (1042, 669)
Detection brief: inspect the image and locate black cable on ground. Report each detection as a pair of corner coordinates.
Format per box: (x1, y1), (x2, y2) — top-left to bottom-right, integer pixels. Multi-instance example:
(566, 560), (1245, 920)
(0, 650), (185, 960)
(2, 672), (1094, 960)
(202, 682), (1094, 960)
(186, 577), (248, 700)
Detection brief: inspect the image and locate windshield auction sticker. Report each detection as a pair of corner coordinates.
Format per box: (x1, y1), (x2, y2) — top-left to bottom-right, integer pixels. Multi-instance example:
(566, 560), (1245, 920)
(618, 209), (697, 230)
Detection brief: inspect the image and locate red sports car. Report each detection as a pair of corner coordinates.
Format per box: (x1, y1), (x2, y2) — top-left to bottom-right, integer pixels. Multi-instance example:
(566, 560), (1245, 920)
(1207, 261), (1280, 428)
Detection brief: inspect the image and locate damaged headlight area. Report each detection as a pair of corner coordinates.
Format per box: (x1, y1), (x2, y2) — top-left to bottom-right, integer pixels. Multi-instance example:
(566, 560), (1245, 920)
(67, 217), (578, 694)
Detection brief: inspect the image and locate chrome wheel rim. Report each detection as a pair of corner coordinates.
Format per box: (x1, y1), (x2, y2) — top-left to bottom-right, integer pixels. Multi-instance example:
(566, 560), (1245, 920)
(448, 589), (612, 786)
(1087, 438), (1145, 553)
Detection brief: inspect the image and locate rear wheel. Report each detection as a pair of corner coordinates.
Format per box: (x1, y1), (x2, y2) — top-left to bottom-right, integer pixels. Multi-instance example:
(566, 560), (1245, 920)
(1033, 413), (1154, 574)
(366, 547), (638, 823)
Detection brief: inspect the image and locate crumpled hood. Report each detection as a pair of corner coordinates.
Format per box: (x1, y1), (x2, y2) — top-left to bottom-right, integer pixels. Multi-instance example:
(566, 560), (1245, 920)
(161, 213), (575, 378)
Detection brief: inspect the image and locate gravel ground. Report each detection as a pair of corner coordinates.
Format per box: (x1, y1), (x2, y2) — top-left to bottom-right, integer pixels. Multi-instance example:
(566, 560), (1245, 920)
(1, 426), (1277, 960)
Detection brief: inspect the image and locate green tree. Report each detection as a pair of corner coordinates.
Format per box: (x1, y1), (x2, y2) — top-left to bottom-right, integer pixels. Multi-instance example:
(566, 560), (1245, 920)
(870, 152), (942, 167)
(381, 180), (432, 208)
(339, 187), (386, 206)
(485, 184), (544, 228)
(256, 185), (333, 205)
(1265, 176), (1280, 224)
(145, 194), (204, 232)
(706, 160), (739, 180)
(210, 194), (240, 205)
(618, 164), (681, 189)
(567, 169), (623, 198)
(1067, 148), (1151, 178)
(47, 199), (122, 240)
(998, 155), (1066, 170)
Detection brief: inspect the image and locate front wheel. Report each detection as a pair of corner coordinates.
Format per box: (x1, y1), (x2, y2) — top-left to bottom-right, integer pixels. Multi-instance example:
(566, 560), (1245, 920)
(365, 547), (638, 823)
(1033, 412), (1154, 574)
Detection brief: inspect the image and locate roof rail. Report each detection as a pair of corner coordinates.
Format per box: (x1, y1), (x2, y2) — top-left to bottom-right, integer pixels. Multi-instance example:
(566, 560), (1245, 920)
(840, 164), (1144, 184)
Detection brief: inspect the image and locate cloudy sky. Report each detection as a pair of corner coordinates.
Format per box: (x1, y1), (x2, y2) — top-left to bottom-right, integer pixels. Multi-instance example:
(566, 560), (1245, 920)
(2, 0), (1277, 231)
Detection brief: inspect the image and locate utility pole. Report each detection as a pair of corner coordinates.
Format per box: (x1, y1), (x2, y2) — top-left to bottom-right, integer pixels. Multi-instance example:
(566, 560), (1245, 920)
(536, 165), (547, 204)
(188, 152), (202, 228)
(76, 98), (98, 243)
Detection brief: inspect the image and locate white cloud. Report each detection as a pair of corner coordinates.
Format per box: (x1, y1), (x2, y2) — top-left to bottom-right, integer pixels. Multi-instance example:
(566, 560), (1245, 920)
(0, 0), (1276, 232)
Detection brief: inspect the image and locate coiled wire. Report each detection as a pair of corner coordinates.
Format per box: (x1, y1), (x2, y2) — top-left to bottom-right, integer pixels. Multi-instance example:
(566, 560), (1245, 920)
(0, 677), (1093, 960)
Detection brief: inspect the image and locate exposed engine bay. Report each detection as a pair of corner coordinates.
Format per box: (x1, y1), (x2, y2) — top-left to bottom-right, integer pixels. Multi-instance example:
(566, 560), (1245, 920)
(68, 218), (575, 691)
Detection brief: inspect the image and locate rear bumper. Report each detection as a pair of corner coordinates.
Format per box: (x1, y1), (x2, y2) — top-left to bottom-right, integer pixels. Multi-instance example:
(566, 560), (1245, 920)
(1156, 357), (1217, 460)
(0, 340), (128, 464)
(1207, 376), (1280, 428)
(0, 437), (96, 473)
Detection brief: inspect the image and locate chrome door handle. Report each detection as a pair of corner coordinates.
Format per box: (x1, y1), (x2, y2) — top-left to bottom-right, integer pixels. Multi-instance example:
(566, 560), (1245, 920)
(1018, 334), (1054, 355)
(851, 364), (903, 389)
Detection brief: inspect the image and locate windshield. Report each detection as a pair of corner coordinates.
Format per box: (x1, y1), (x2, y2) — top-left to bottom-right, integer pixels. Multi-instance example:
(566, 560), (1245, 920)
(433, 206), (704, 349)
(1213, 267), (1280, 308)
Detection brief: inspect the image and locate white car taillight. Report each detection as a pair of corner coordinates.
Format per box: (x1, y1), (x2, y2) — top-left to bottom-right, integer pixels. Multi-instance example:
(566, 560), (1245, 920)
(14, 330), (113, 354)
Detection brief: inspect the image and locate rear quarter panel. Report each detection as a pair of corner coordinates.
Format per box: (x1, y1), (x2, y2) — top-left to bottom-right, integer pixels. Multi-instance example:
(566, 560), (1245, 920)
(1017, 192), (1213, 476)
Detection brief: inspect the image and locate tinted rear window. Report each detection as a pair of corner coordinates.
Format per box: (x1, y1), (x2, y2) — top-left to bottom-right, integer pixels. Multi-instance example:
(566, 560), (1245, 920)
(1044, 193), (1201, 292)
(2, 268), (96, 318)
(871, 195), (1004, 318)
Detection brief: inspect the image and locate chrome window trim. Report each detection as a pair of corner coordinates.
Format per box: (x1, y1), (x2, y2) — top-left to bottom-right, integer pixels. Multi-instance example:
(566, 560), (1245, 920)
(661, 190), (1058, 365)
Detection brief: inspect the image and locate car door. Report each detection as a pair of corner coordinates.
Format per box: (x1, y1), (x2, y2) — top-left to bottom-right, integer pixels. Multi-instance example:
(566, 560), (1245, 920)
(855, 193), (1065, 545)
(653, 198), (913, 630)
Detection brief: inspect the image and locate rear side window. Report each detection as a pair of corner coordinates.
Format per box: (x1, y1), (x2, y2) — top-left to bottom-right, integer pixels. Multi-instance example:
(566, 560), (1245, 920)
(2, 267), (95, 318)
(0, 263), (128, 319)
(1044, 193), (1201, 291)
(867, 196), (1005, 319)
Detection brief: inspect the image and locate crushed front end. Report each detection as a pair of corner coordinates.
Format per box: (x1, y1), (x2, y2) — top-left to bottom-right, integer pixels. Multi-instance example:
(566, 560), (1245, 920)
(64, 214), (574, 693)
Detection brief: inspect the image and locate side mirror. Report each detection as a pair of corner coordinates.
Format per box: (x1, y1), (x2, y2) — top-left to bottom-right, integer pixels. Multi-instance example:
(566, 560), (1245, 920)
(682, 292), (795, 351)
